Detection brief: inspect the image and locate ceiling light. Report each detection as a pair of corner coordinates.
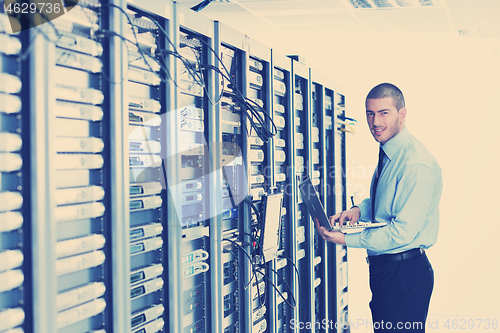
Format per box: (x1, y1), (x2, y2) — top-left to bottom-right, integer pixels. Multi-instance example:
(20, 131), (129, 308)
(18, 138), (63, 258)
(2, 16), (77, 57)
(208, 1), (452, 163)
(348, 0), (441, 9)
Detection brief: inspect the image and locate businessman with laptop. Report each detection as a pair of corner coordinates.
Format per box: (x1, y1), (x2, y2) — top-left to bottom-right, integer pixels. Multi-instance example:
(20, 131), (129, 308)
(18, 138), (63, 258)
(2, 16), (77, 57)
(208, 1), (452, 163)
(314, 83), (443, 332)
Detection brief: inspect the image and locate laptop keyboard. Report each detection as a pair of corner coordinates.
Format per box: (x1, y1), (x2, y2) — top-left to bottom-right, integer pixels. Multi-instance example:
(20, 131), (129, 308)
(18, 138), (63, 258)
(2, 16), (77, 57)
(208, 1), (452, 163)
(332, 221), (387, 233)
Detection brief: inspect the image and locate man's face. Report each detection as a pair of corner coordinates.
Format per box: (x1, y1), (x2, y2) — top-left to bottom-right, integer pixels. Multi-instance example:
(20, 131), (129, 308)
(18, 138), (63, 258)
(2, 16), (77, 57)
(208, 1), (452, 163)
(366, 97), (406, 145)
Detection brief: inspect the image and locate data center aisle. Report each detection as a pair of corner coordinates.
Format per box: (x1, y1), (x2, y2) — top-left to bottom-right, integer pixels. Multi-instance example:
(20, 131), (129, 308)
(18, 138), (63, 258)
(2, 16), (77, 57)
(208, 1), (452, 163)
(0, 1), (353, 332)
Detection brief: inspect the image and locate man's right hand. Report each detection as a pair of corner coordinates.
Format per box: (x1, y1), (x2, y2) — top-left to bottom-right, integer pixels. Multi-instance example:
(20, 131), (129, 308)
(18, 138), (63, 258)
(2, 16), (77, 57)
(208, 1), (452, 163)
(329, 206), (361, 226)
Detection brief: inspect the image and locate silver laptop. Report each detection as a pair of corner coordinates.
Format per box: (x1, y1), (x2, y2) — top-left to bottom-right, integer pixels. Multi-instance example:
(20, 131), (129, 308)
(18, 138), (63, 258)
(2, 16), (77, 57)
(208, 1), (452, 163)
(299, 177), (387, 233)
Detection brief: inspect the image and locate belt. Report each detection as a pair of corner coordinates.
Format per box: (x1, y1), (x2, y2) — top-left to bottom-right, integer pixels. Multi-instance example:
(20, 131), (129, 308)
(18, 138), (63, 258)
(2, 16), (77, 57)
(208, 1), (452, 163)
(366, 248), (425, 265)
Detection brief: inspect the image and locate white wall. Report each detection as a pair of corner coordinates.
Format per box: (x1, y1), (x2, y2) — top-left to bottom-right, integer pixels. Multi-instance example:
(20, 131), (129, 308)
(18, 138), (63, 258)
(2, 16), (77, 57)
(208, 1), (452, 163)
(326, 36), (500, 333)
(249, 31), (500, 332)
(316, 36), (500, 332)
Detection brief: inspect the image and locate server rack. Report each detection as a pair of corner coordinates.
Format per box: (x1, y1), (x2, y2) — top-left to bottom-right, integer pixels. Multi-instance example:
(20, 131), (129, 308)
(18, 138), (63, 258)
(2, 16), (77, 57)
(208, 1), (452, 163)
(175, 4), (215, 333)
(23, 1), (114, 332)
(310, 70), (335, 332)
(25, 14), (58, 333)
(121, 3), (171, 333)
(290, 58), (314, 331)
(245, 36), (273, 333)
(271, 51), (295, 333)
(327, 88), (349, 333)
(103, 1), (131, 332)
(215, 22), (249, 333)
(0, 12), (27, 333)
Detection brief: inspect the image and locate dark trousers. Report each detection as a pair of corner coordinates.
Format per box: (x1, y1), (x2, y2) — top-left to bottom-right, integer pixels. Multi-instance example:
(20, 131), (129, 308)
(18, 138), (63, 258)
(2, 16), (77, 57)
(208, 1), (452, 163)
(369, 252), (434, 332)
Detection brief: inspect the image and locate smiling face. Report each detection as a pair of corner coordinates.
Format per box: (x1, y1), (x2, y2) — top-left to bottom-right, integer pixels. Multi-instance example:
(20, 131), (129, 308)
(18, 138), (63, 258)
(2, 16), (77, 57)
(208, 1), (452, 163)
(366, 97), (407, 145)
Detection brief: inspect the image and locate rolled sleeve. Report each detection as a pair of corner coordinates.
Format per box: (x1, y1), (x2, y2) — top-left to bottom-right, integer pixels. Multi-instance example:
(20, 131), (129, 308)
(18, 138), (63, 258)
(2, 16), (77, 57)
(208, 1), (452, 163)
(357, 198), (372, 222)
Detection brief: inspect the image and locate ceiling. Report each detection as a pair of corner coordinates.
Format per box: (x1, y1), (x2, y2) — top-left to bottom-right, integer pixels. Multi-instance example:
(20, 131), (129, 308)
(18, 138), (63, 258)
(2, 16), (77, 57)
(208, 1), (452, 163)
(174, 0), (500, 40)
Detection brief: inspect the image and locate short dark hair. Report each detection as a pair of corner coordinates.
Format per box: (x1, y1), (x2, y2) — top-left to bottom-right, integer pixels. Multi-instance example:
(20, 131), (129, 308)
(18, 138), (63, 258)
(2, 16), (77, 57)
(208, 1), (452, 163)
(366, 83), (405, 111)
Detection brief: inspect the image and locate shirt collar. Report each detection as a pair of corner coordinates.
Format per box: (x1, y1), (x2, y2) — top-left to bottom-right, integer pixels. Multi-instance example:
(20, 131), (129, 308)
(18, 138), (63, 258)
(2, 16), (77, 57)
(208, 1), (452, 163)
(381, 126), (410, 160)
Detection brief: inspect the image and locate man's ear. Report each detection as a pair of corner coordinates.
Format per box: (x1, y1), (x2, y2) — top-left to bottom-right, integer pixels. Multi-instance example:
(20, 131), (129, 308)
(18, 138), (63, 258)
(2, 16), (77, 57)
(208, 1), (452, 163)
(399, 107), (407, 123)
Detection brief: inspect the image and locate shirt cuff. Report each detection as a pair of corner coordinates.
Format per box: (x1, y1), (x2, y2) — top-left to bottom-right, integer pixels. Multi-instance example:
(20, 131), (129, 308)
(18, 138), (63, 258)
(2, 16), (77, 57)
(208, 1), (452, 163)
(344, 233), (362, 248)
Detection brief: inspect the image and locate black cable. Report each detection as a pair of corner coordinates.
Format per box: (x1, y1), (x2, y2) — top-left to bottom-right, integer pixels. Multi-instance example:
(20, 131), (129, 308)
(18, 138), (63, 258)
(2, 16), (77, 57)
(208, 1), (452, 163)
(221, 238), (254, 289)
(227, 248), (246, 294)
(244, 197), (262, 228)
(278, 253), (301, 307)
(190, 46), (222, 106)
(238, 231), (258, 243)
(196, 38), (277, 142)
(103, 3), (165, 83)
(173, 40), (205, 86)
(16, 29), (40, 62)
(200, 63), (225, 105)
(255, 267), (296, 309)
(94, 30), (131, 84)
(13, 4), (62, 61)
(230, 91), (277, 142)
(133, 12), (211, 95)
(252, 266), (267, 310)
(105, 3), (206, 90)
(15, 4), (132, 86)
(191, 0), (213, 12)
(157, 25), (275, 140)
(266, 266), (297, 308)
(14, 3), (137, 87)
(278, 254), (301, 288)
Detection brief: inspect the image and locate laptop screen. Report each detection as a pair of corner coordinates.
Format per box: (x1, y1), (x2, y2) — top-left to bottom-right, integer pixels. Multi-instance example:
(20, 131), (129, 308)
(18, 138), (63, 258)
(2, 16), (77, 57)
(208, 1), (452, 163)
(299, 177), (333, 231)
(260, 193), (284, 262)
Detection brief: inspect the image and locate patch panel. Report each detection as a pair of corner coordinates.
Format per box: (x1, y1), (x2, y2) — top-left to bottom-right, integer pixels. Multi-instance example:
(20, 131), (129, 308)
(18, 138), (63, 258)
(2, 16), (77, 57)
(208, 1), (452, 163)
(224, 322), (239, 333)
(130, 223), (163, 242)
(182, 249), (209, 266)
(182, 262), (210, 279)
(184, 319), (204, 333)
(131, 264), (164, 285)
(223, 290), (239, 317)
(57, 282), (106, 313)
(131, 278), (164, 301)
(274, 80), (286, 96)
(57, 298), (106, 329)
(132, 304), (165, 331)
(132, 317), (164, 333)
(55, 251), (106, 276)
(130, 196), (163, 212)
(253, 319), (267, 333)
(184, 284), (204, 316)
(129, 111), (162, 127)
(252, 305), (266, 322)
(130, 237), (163, 256)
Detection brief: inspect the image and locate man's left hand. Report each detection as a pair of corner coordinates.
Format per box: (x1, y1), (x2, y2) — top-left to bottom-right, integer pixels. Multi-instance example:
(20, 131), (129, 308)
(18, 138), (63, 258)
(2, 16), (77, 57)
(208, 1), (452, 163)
(314, 218), (346, 245)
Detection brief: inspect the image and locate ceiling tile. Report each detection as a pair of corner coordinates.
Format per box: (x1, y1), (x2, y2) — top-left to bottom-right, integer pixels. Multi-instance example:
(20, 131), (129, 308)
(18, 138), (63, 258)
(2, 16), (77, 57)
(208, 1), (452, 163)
(176, 0), (500, 39)
(207, 15), (275, 28)
(190, 3), (252, 16)
(446, 0), (500, 9)
(263, 12), (359, 26)
(239, 0), (345, 13)
(355, 8), (452, 33)
(450, 7), (500, 30)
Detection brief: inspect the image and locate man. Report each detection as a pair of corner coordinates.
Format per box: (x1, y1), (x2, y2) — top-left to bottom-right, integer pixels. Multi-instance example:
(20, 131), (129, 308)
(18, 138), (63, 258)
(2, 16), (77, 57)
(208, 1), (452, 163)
(315, 83), (442, 332)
